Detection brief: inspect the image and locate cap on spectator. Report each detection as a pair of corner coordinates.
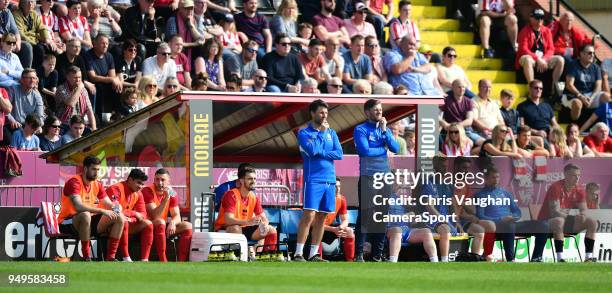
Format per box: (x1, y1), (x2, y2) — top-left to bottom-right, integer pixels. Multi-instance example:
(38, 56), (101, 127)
(179, 0), (195, 8)
(418, 44), (432, 54)
(355, 2), (368, 12)
(66, 0), (81, 8)
(224, 13), (234, 22)
(531, 8), (545, 19)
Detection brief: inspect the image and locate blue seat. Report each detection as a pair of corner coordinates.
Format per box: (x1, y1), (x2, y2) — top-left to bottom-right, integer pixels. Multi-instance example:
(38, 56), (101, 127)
(347, 210), (358, 226)
(280, 209), (303, 236)
(264, 208), (281, 227)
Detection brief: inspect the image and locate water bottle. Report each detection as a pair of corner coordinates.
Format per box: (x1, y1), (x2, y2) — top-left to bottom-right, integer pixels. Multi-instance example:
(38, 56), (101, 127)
(111, 195), (121, 214)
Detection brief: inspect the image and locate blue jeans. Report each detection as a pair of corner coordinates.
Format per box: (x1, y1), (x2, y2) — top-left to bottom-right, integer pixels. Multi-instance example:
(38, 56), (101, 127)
(266, 85), (282, 92)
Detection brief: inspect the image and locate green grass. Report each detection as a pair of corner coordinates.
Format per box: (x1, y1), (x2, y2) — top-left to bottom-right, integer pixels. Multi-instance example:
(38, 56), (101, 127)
(1, 262), (611, 292)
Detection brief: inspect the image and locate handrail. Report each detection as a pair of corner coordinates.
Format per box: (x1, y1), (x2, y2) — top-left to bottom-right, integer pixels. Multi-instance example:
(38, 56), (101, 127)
(549, 0), (612, 50)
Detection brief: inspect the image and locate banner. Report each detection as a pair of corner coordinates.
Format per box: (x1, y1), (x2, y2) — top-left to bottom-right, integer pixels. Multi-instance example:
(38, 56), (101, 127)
(189, 99), (214, 232)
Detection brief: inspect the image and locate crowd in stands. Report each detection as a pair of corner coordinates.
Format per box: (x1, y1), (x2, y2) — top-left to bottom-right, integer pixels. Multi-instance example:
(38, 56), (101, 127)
(0, 0), (609, 157)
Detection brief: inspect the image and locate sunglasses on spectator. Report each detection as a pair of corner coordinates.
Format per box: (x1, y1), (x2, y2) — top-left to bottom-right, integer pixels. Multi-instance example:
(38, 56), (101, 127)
(499, 129), (509, 133)
(126, 48), (137, 52)
(531, 86), (543, 90)
(5, 41), (16, 46)
(159, 52), (171, 56)
(329, 84), (342, 88)
(246, 48), (257, 53)
(279, 42), (292, 47)
(146, 84), (157, 88)
(446, 54), (457, 58)
(50, 124), (61, 128)
(256, 76), (267, 80)
(449, 130), (459, 134)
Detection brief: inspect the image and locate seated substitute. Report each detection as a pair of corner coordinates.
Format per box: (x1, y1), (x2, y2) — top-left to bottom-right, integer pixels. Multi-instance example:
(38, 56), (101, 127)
(320, 177), (355, 261)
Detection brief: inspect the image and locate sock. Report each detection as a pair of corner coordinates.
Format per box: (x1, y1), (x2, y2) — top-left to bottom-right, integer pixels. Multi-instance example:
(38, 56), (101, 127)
(154, 224), (167, 262)
(123, 256), (133, 262)
(586, 252), (593, 259)
(309, 245), (319, 259)
(80, 240), (91, 259)
(343, 237), (355, 262)
(140, 224), (154, 261)
(482, 233), (495, 257)
(430, 256), (439, 262)
(389, 255), (398, 263)
(584, 237), (595, 254)
(178, 229), (193, 261)
(554, 239), (564, 259)
(441, 256), (449, 262)
(119, 222), (130, 259)
(295, 243), (304, 256)
(263, 232), (277, 252)
(105, 237), (120, 261)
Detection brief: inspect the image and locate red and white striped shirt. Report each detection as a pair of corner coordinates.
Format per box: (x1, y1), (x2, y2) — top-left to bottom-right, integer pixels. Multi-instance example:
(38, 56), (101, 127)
(480, 0), (514, 13)
(442, 140), (473, 157)
(218, 31), (241, 50)
(389, 18), (420, 50)
(58, 16), (89, 41)
(37, 8), (59, 42)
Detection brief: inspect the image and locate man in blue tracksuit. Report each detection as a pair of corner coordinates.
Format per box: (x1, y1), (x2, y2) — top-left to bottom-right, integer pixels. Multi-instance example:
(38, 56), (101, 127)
(295, 99), (343, 262)
(475, 167), (548, 262)
(354, 99), (400, 262)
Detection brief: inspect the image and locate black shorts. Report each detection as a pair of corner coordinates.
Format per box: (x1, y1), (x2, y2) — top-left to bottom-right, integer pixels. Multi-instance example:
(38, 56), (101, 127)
(242, 225), (259, 241)
(564, 215), (577, 233)
(59, 213), (103, 237)
(322, 230), (338, 245)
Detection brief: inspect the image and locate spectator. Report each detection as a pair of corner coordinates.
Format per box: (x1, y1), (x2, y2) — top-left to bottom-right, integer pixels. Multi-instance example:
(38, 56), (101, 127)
(313, 0), (350, 46)
(234, 0), (272, 59)
(297, 22), (314, 52)
(499, 89), (519, 134)
(325, 77), (342, 94)
(37, 0), (65, 55)
(115, 39), (142, 88)
(344, 2), (376, 39)
(14, 0), (56, 68)
(55, 66), (96, 130)
(363, 0), (394, 47)
(300, 77), (319, 94)
(517, 79), (559, 140)
(439, 79), (485, 146)
(0, 33), (24, 88)
(548, 126), (572, 158)
(437, 46), (474, 97)
(161, 76), (180, 98)
(581, 100), (612, 136)
(84, 34), (122, 114)
(36, 54), (58, 116)
(206, 0), (238, 16)
(342, 35), (373, 93)
(168, 35), (191, 89)
(472, 79), (504, 139)
(0, 87), (11, 145)
(351, 79), (371, 94)
(393, 84), (408, 95)
(224, 39), (258, 86)
(583, 122), (612, 157)
(217, 13), (244, 61)
(365, 35), (386, 83)
(244, 69), (267, 92)
(271, 0), (309, 50)
(87, 0), (122, 41)
(193, 0), (223, 39)
(549, 12), (592, 61)
(142, 42), (177, 88)
(298, 38), (328, 85)
(11, 112), (40, 150)
(586, 182), (600, 209)
(323, 37), (344, 79)
(59, 0), (93, 49)
(0, 0), (31, 69)
(389, 0), (420, 50)
(137, 75), (159, 106)
(566, 123), (593, 157)
(224, 74), (241, 92)
(120, 0), (160, 56)
(384, 35), (439, 96)
(60, 114), (85, 144)
(56, 38), (96, 97)
(515, 125), (549, 157)
(478, 0), (518, 57)
(441, 123), (473, 157)
(516, 9), (564, 95)
(6, 69), (44, 129)
(404, 125), (415, 155)
(191, 72), (208, 91)
(38, 115), (62, 151)
(389, 121), (408, 155)
(195, 38), (225, 91)
(419, 43), (443, 93)
(479, 124), (521, 158)
(166, 0), (205, 60)
(602, 58), (612, 94)
(113, 87), (141, 119)
(372, 81), (392, 95)
(563, 44), (610, 121)
(262, 34), (304, 93)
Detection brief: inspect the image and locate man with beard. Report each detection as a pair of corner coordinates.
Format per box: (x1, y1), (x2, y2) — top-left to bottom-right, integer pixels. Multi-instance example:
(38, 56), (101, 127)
(57, 155), (126, 261)
(313, 0), (350, 47)
(294, 99), (343, 262)
(214, 166), (278, 260)
(353, 99), (399, 261)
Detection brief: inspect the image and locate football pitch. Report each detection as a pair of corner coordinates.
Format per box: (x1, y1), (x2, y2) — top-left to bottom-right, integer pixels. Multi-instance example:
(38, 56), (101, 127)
(1, 262), (611, 292)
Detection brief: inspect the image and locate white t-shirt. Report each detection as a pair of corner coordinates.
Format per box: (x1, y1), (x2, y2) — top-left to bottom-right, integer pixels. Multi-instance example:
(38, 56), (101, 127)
(142, 57), (178, 86)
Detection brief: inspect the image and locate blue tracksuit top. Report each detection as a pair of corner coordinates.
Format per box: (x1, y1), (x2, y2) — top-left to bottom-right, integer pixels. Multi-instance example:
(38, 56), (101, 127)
(298, 123), (343, 183)
(475, 187), (521, 222)
(354, 120), (400, 175)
